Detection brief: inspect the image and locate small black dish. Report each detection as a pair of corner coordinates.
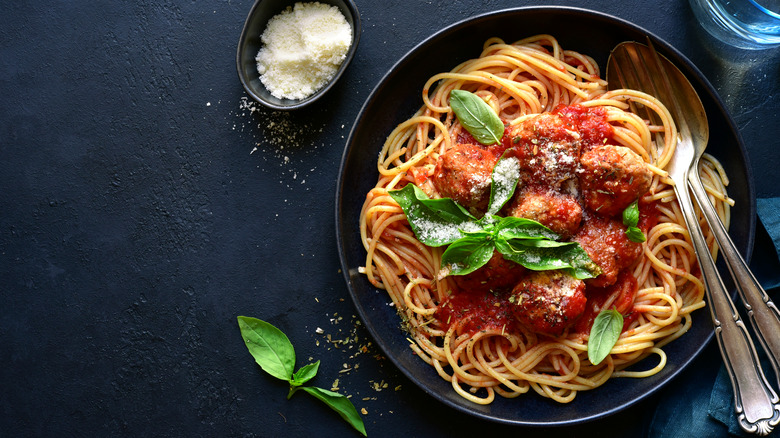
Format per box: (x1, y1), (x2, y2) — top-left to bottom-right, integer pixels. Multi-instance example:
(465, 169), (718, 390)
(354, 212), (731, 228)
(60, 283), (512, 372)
(236, 0), (361, 110)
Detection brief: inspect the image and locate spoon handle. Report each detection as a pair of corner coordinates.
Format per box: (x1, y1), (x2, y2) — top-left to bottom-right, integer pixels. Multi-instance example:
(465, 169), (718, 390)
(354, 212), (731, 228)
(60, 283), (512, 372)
(676, 178), (780, 435)
(688, 171), (780, 382)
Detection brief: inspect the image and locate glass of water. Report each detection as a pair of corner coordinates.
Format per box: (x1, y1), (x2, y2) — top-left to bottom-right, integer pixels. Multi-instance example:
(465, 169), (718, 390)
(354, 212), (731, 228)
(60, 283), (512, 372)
(689, 0), (780, 49)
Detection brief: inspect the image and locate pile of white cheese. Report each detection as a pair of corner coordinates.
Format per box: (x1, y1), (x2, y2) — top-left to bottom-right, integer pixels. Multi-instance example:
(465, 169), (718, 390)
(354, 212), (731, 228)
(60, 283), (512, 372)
(255, 2), (353, 100)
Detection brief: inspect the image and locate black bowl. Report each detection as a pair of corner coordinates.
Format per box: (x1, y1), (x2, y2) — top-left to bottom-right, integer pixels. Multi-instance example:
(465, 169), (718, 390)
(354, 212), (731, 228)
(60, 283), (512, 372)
(335, 6), (755, 427)
(236, 0), (361, 110)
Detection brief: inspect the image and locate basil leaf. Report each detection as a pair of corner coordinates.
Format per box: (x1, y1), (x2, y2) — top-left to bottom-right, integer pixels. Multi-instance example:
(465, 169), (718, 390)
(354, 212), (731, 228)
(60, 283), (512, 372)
(406, 184), (475, 223)
(441, 233), (496, 276)
(622, 201), (645, 242)
(290, 360), (320, 387)
(626, 226), (646, 243)
(299, 387), (367, 437)
(386, 182), (600, 281)
(388, 184), (477, 247)
(495, 238), (601, 280)
(494, 216), (560, 241)
(486, 155), (521, 216)
(450, 89), (504, 145)
(237, 316), (296, 381)
(623, 200), (640, 227)
(239, 317), (365, 435)
(588, 309), (624, 365)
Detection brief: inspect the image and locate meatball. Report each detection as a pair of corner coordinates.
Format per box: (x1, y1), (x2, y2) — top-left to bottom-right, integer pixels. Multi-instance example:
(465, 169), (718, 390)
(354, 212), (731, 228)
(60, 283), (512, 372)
(504, 113), (582, 187)
(571, 216), (643, 288)
(510, 271), (587, 336)
(579, 145), (652, 217)
(554, 104), (614, 149)
(453, 250), (524, 293)
(431, 143), (499, 214)
(504, 186), (583, 238)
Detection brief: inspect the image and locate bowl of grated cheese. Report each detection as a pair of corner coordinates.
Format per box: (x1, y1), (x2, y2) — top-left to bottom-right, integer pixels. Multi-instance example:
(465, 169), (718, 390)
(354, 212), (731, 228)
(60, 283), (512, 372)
(237, 0), (360, 110)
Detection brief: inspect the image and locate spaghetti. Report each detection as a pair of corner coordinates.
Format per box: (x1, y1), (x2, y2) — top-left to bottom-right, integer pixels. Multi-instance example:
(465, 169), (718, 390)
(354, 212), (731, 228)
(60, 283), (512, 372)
(358, 35), (732, 404)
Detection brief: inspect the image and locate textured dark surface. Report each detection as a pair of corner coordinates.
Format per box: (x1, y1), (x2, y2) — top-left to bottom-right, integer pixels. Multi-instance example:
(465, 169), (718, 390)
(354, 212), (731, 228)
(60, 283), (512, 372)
(1, 1), (778, 437)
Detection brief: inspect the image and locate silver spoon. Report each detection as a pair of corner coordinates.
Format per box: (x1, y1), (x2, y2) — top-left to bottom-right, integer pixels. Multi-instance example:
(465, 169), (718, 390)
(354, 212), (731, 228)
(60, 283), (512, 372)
(607, 40), (780, 435)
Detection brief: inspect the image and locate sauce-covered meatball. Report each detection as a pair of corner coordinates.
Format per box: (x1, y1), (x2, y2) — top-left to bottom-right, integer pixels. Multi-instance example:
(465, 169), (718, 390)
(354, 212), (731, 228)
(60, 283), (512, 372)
(504, 186), (582, 238)
(554, 104), (614, 150)
(571, 215), (643, 288)
(504, 113), (582, 187)
(510, 271), (587, 336)
(431, 143), (499, 214)
(579, 145), (652, 217)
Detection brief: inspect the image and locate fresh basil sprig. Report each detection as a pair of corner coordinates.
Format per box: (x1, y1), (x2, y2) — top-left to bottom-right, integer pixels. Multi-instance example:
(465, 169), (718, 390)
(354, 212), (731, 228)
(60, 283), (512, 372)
(442, 218), (599, 278)
(495, 237), (601, 280)
(622, 200), (646, 243)
(237, 316), (367, 436)
(439, 229), (496, 276)
(449, 89), (504, 145)
(387, 184), (477, 247)
(587, 309), (624, 365)
(389, 155), (600, 279)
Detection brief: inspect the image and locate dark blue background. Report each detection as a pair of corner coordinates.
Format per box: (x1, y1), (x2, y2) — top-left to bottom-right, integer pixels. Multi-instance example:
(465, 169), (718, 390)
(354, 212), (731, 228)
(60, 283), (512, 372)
(1, 1), (778, 437)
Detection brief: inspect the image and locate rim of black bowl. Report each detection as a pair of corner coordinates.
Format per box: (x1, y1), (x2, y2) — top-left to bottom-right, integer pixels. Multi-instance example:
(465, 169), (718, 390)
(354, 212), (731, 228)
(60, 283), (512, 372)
(335, 5), (756, 427)
(236, 0), (361, 110)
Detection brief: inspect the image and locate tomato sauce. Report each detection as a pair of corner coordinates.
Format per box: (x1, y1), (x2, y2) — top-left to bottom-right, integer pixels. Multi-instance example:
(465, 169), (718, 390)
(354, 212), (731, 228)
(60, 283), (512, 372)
(431, 104), (653, 336)
(437, 289), (520, 335)
(574, 270), (639, 335)
(439, 269), (640, 336)
(554, 104), (614, 149)
(457, 104), (613, 156)
(639, 199), (661, 232)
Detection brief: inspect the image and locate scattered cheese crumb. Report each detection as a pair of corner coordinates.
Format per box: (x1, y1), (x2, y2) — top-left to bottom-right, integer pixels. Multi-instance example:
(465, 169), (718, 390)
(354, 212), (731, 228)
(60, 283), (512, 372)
(255, 2), (352, 100)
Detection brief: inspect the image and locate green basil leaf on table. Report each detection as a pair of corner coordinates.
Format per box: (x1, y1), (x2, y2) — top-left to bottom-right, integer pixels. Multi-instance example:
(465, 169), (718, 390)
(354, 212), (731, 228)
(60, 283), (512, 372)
(440, 232), (496, 276)
(237, 316), (295, 381)
(298, 387), (367, 437)
(449, 89), (504, 145)
(486, 155), (521, 216)
(238, 317), (366, 436)
(290, 360), (320, 387)
(388, 184), (477, 247)
(587, 309), (624, 365)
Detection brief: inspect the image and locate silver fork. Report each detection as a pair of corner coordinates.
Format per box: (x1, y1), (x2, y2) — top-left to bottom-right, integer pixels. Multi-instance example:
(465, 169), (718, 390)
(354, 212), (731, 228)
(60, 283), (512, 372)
(607, 41), (780, 435)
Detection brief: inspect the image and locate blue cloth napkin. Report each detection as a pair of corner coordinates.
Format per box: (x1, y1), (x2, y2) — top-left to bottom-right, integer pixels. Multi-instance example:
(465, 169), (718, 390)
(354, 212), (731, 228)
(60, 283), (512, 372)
(650, 197), (780, 437)
(757, 198), (780, 290)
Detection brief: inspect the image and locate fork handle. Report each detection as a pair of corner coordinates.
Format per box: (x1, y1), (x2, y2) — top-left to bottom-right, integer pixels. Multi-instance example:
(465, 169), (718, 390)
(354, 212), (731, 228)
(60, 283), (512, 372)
(676, 180), (780, 435)
(688, 170), (780, 383)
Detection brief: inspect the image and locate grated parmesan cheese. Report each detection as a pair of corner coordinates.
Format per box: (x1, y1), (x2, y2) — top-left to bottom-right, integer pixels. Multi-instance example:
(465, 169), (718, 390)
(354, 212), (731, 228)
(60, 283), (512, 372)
(255, 2), (352, 100)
